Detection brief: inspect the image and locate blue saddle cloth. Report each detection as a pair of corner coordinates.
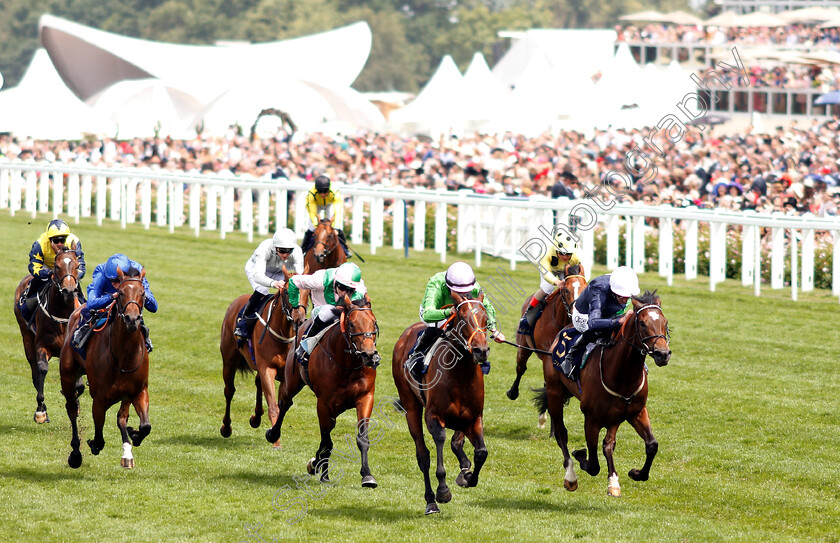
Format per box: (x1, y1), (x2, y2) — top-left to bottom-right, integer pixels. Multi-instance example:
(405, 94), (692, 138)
(71, 310), (110, 359)
(551, 326), (597, 374)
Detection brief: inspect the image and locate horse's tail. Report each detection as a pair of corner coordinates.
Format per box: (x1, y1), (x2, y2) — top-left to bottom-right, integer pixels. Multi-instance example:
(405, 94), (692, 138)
(385, 397), (405, 414)
(531, 386), (548, 415)
(233, 354), (254, 377)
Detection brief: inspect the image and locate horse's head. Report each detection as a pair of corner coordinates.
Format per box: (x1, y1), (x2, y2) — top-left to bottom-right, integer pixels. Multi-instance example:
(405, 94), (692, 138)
(53, 246), (80, 304)
(115, 267), (146, 332)
(313, 220), (336, 264)
(281, 266), (306, 327)
(341, 293), (380, 368)
(450, 290), (489, 365)
(558, 265), (586, 322)
(629, 290), (671, 367)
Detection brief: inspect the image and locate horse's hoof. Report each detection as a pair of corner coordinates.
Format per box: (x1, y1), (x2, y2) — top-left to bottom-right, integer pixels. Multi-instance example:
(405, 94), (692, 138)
(425, 502), (440, 515)
(607, 486), (622, 497)
(265, 428), (279, 443)
(435, 487), (452, 504)
(564, 479), (578, 492)
(271, 441), (282, 451)
(121, 457), (135, 469)
(628, 468), (647, 482)
(220, 425), (232, 438)
(87, 439), (102, 455)
(361, 475), (377, 488)
(68, 451), (82, 469)
(249, 415), (261, 429)
(455, 469), (469, 488)
(307, 458), (317, 475)
(34, 411), (48, 424)
(506, 388), (519, 401)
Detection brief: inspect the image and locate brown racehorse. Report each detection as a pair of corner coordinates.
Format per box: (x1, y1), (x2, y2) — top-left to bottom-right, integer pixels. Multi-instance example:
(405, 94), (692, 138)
(14, 246), (84, 423)
(507, 264), (587, 403)
(392, 291), (490, 515)
(304, 219), (346, 274)
(219, 267), (306, 448)
(59, 267), (152, 469)
(535, 290), (671, 497)
(265, 294), (381, 487)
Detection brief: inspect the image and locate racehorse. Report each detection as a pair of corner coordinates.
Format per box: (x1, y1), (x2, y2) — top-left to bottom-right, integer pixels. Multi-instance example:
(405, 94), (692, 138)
(219, 267), (305, 448)
(265, 294), (381, 488)
(14, 246), (84, 423)
(392, 291), (490, 515)
(534, 290), (671, 497)
(304, 219), (346, 274)
(507, 265), (587, 403)
(59, 267), (152, 469)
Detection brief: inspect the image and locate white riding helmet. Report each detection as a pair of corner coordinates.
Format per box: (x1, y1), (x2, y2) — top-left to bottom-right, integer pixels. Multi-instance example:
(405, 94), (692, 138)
(552, 232), (579, 255)
(272, 228), (297, 249)
(334, 262), (363, 291)
(445, 261), (476, 293)
(609, 266), (641, 297)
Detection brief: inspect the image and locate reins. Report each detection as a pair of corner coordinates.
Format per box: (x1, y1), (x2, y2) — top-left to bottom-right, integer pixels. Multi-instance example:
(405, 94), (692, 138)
(110, 277), (146, 374)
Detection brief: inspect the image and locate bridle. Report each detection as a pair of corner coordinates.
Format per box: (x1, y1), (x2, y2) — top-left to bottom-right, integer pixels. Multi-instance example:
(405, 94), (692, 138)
(559, 275), (586, 321)
(111, 276), (146, 373)
(51, 248), (79, 295)
(340, 305), (379, 362)
(621, 304), (670, 357)
(257, 285), (299, 344)
(445, 298), (488, 354)
(313, 225), (337, 262)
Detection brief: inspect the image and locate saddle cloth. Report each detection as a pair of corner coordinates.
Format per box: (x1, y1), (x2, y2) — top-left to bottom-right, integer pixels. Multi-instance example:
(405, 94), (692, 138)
(551, 326), (598, 374)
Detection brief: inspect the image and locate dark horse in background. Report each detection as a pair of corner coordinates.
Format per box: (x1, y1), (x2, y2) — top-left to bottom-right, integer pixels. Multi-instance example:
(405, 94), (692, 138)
(265, 294), (381, 488)
(304, 219), (346, 275)
(392, 291), (490, 515)
(14, 246), (84, 423)
(534, 290), (671, 497)
(60, 267), (152, 469)
(219, 267), (305, 448)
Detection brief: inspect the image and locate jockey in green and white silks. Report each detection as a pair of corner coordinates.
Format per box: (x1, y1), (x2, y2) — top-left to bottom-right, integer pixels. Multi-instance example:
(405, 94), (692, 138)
(289, 262), (366, 359)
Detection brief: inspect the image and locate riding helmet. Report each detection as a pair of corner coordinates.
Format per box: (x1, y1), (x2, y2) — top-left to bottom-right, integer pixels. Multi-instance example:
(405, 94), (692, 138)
(445, 261), (476, 293)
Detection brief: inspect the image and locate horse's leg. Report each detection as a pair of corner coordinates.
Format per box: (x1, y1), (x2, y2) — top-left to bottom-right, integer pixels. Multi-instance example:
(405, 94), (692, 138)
(127, 387), (151, 447)
(250, 373), (264, 429)
(87, 396), (107, 455)
(627, 407), (658, 483)
(220, 357), (237, 438)
(259, 366), (281, 449)
(573, 417), (602, 477)
(116, 400), (135, 469)
(311, 398), (337, 483)
(548, 387), (577, 491)
(355, 392), (377, 488)
(60, 360), (83, 468)
(264, 360), (303, 444)
(506, 346), (531, 401)
(31, 344), (50, 423)
(427, 415), (451, 504)
(603, 424), (621, 497)
(404, 403), (437, 514)
(451, 431), (471, 487)
(462, 417), (488, 488)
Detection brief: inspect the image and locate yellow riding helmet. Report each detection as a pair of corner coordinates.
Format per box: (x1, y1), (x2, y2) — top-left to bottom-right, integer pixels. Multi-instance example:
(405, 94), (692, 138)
(553, 233), (579, 255)
(46, 219), (71, 239)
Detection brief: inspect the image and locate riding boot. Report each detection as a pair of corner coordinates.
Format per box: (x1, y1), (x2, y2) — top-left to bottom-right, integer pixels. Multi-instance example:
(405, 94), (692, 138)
(301, 230), (314, 253)
(407, 327), (444, 380)
(73, 310), (93, 350)
(235, 292), (266, 345)
(140, 320), (153, 353)
(23, 293), (39, 321)
(517, 298), (546, 336)
(300, 316), (332, 354)
(337, 229), (351, 257)
(75, 285), (87, 304)
(563, 331), (594, 379)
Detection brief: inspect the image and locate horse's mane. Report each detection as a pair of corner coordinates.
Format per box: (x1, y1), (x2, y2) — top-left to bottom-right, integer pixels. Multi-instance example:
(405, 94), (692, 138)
(632, 289), (659, 306)
(122, 267), (141, 278)
(565, 264), (582, 276)
(340, 297), (369, 309)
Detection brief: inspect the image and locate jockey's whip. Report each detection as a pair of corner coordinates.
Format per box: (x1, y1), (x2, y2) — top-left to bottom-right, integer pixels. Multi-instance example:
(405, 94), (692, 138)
(499, 338), (552, 356)
(347, 245), (366, 263)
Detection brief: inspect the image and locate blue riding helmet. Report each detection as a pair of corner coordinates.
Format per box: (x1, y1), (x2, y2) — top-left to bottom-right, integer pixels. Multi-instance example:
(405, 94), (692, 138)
(105, 254), (133, 280)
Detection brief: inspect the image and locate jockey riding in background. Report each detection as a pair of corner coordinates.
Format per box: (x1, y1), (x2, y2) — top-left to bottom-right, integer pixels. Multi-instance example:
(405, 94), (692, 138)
(406, 261), (505, 380)
(234, 228), (304, 344)
(289, 262), (366, 362)
(518, 232), (583, 336)
(300, 174), (351, 257)
(73, 254), (158, 353)
(23, 219), (87, 317)
(561, 265), (639, 379)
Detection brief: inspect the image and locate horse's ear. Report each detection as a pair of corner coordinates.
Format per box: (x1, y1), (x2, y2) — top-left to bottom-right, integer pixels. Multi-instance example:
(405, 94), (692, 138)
(631, 297), (642, 310)
(343, 293), (352, 306)
(303, 262), (310, 275)
(116, 267), (125, 281)
(282, 265), (292, 279)
(477, 290), (484, 302)
(139, 267), (146, 281)
(364, 293), (371, 308)
(70, 240), (77, 251)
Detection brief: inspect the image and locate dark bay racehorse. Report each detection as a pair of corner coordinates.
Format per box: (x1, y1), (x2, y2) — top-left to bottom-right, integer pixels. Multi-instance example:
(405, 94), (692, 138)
(507, 265), (587, 404)
(392, 291), (490, 515)
(219, 267), (305, 448)
(60, 267), (152, 469)
(304, 219), (346, 274)
(535, 290), (671, 497)
(14, 246), (84, 423)
(265, 294), (381, 487)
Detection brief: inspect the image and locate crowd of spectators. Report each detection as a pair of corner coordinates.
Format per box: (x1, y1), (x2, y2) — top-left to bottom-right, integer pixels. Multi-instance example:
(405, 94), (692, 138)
(616, 23), (840, 48)
(3, 118), (840, 220)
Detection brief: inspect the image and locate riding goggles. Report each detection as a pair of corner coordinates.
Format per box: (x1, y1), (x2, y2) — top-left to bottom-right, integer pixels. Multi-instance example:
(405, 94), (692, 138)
(51, 236), (68, 244)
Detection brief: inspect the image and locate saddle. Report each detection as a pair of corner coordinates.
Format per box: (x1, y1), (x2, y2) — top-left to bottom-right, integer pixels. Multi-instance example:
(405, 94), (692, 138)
(551, 327), (601, 375)
(18, 282), (49, 326)
(71, 306), (113, 359)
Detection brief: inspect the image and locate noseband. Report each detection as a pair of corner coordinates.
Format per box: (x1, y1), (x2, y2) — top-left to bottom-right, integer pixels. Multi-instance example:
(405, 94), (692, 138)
(52, 249), (79, 293)
(341, 306), (379, 357)
(559, 275), (585, 321)
(116, 278), (145, 320)
(624, 304), (670, 356)
(313, 229), (337, 261)
(445, 299), (487, 353)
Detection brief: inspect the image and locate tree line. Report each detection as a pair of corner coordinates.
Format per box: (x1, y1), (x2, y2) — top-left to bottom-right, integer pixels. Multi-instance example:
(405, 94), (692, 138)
(0, 0), (691, 93)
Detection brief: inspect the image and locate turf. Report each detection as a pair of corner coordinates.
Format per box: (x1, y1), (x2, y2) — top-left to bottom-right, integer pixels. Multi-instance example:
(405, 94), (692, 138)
(1, 212), (839, 543)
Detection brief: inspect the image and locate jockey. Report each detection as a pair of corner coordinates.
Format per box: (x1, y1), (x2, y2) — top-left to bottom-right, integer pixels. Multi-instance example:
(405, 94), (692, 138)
(561, 265), (639, 379)
(72, 254), (158, 353)
(24, 219), (86, 317)
(289, 262), (366, 361)
(300, 174), (350, 257)
(517, 231), (583, 336)
(234, 228), (304, 344)
(407, 261), (505, 379)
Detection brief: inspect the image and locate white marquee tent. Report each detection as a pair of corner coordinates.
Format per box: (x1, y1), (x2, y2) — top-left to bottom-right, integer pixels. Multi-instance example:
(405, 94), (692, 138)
(389, 55), (466, 137)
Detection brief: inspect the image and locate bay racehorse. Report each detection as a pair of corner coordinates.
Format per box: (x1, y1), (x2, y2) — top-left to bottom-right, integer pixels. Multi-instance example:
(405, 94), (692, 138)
(392, 291), (490, 515)
(507, 265), (586, 403)
(265, 294), (381, 487)
(14, 246), (84, 423)
(59, 267), (152, 469)
(219, 267), (305, 448)
(304, 219), (346, 274)
(534, 290), (670, 497)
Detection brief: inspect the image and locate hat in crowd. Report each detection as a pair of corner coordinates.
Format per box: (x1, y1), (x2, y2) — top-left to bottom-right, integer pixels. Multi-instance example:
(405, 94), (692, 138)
(789, 183), (805, 199)
(559, 170), (578, 182)
(784, 197), (798, 208)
